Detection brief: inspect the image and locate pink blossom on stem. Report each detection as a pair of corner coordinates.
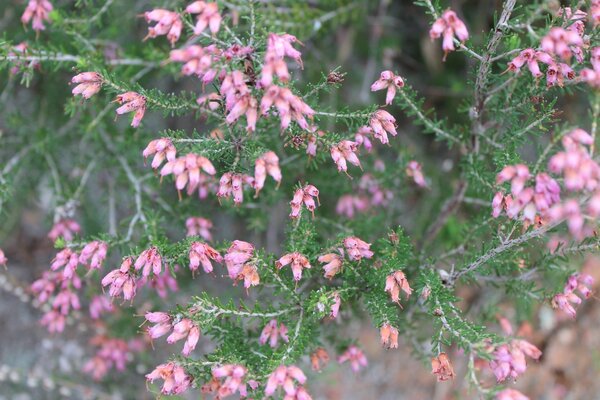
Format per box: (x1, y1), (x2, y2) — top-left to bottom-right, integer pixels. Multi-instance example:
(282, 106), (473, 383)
(186, 1), (222, 35)
(48, 218), (81, 242)
(146, 362), (192, 395)
(189, 241), (222, 273)
(84, 335), (134, 380)
(170, 45), (223, 85)
(489, 340), (542, 382)
(134, 247), (163, 277)
(370, 70), (404, 105)
(290, 184), (320, 219)
(160, 153), (217, 199)
(429, 10), (469, 60)
(143, 138), (176, 169)
(217, 172), (254, 205)
(354, 126), (373, 152)
(254, 151), (282, 195)
(276, 252), (311, 281)
(21, 0), (53, 32)
(552, 273), (594, 318)
(540, 27), (584, 62)
(507, 49), (553, 78)
(593, 1), (600, 27)
(52, 289), (80, 315)
(237, 263), (260, 290)
(40, 310), (65, 333)
(261, 85), (315, 131)
(146, 311), (172, 339)
(50, 248), (80, 280)
(224, 240), (254, 279)
(385, 270), (412, 304)
(406, 161), (427, 187)
(380, 323), (399, 349)
(141, 266), (179, 298)
(259, 319), (289, 348)
(89, 295), (114, 319)
(265, 365), (308, 397)
(331, 140), (362, 176)
(78, 241), (108, 270)
(318, 252), (343, 279)
(260, 33), (304, 87)
(431, 352), (455, 381)
(185, 217), (213, 240)
(330, 292), (341, 318)
(70, 72), (103, 99)
(167, 318), (201, 356)
(368, 110), (397, 144)
(343, 236), (373, 261)
(144, 9), (182, 46)
(115, 92), (146, 128)
(101, 257), (137, 301)
(211, 364), (249, 398)
(338, 345), (368, 372)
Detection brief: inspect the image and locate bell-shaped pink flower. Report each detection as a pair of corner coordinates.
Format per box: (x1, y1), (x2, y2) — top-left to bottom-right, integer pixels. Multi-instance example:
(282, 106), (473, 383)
(254, 151), (282, 195)
(338, 345), (368, 372)
(186, 1), (222, 35)
(146, 362), (192, 395)
(319, 252), (343, 279)
(189, 241), (222, 273)
(167, 318), (201, 356)
(370, 70), (404, 105)
(115, 92), (146, 128)
(143, 138), (177, 169)
(385, 270), (412, 304)
(343, 236), (373, 261)
(368, 109), (397, 144)
(134, 247), (163, 277)
(71, 72), (103, 99)
(259, 319), (289, 348)
(265, 365), (308, 397)
(185, 217), (213, 240)
(431, 352), (455, 381)
(21, 0), (53, 31)
(224, 240), (254, 279)
(290, 184), (320, 219)
(276, 252), (311, 281)
(144, 9), (182, 46)
(380, 323), (399, 349)
(78, 241), (108, 270)
(429, 10), (469, 60)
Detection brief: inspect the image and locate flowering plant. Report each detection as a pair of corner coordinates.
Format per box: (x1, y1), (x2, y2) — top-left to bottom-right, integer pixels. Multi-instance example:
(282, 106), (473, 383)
(1, 0), (600, 399)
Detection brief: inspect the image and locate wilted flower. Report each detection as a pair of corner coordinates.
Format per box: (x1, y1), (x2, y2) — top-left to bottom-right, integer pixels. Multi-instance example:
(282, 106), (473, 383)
(115, 92), (146, 128)
(338, 345), (368, 372)
(310, 348), (330, 371)
(431, 352), (455, 381)
(237, 263), (260, 290)
(429, 10), (469, 60)
(380, 323), (399, 349)
(259, 319), (289, 348)
(71, 72), (103, 99)
(370, 70), (404, 105)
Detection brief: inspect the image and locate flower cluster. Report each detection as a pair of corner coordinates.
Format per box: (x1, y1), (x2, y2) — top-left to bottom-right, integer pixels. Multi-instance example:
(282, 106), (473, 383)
(552, 273), (594, 318)
(160, 153), (216, 199)
(146, 362), (192, 395)
(21, 0), (53, 32)
(265, 365), (311, 399)
(276, 252), (311, 281)
(429, 10), (469, 60)
(145, 312), (201, 356)
(259, 319), (289, 348)
(489, 339), (542, 382)
(290, 184), (320, 218)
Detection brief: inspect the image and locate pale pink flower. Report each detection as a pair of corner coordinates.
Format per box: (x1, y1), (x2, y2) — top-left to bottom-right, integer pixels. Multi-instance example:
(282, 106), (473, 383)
(507, 49), (553, 78)
(254, 151), (282, 195)
(52, 289), (80, 314)
(306, 133), (319, 157)
(338, 345), (368, 372)
(89, 295), (114, 319)
(78, 241), (108, 270)
(429, 10), (469, 60)
(368, 109), (397, 144)
(380, 323), (399, 349)
(84, 335), (133, 380)
(545, 62), (575, 87)
(189, 241), (222, 273)
(211, 364), (249, 398)
(48, 218), (81, 242)
(237, 263), (260, 290)
(540, 27), (584, 62)
(216, 172), (254, 205)
(319, 252), (343, 279)
(335, 195), (370, 219)
(310, 348), (330, 371)
(224, 240), (254, 279)
(260, 33), (303, 87)
(552, 273), (594, 318)
(385, 270), (412, 304)
(276, 252), (311, 281)
(40, 310), (66, 333)
(330, 292), (341, 318)
(146, 362), (192, 395)
(50, 248), (79, 280)
(260, 319), (289, 348)
(186, 1), (222, 35)
(21, 0), (53, 31)
(370, 70), (404, 105)
(143, 138), (177, 169)
(167, 318), (201, 356)
(160, 153), (217, 198)
(145, 311), (172, 339)
(343, 236), (373, 261)
(290, 184), (320, 218)
(261, 85), (315, 131)
(185, 217), (213, 240)
(144, 9), (182, 46)
(497, 389), (530, 400)
(71, 72), (103, 99)
(31, 272), (59, 303)
(265, 365), (307, 397)
(354, 126), (373, 152)
(134, 247), (163, 277)
(220, 70), (258, 132)
(0, 249), (6, 268)
(101, 257), (137, 301)
(489, 340), (541, 382)
(115, 92), (146, 128)
(170, 45), (223, 85)
(331, 140), (362, 175)
(431, 353), (455, 381)
(406, 161), (427, 187)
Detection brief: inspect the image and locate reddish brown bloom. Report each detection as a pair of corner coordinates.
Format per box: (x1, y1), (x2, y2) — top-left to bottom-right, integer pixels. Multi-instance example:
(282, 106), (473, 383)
(431, 352), (455, 381)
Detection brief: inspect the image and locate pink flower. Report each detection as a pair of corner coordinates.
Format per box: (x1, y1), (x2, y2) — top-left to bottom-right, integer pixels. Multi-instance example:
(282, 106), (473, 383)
(185, 217), (213, 240)
(78, 241), (108, 270)
(237, 263), (260, 290)
(507, 49), (553, 78)
(260, 33), (304, 87)
(259, 319), (289, 348)
(276, 252), (311, 281)
(261, 85), (315, 131)
(217, 172), (254, 205)
(211, 364), (249, 398)
(406, 161), (427, 187)
(48, 218), (81, 242)
(0, 249), (6, 268)
(336, 195), (370, 219)
(429, 10), (469, 60)
(52, 289), (80, 314)
(368, 110), (397, 144)
(220, 71), (258, 132)
(71, 72), (103, 99)
(84, 335), (134, 380)
(146, 362), (192, 395)
(160, 153), (217, 199)
(290, 184), (320, 219)
(143, 138), (177, 169)
(101, 257), (137, 301)
(265, 365), (308, 397)
(552, 273), (594, 318)
(593, 1), (600, 27)
(224, 240), (254, 279)
(385, 270), (412, 304)
(146, 311), (172, 339)
(318, 252), (343, 279)
(143, 267), (179, 298)
(254, 151), (282, 195)
(431, 353), (455, 381)
(489, 340), (541, 382)
(310, 348), (330, 371)
(497, 389), (529, 400)
(134, 247), (163, 277)
(50, 248), (80, 280)
(370, 70), (404, 105)
(89, 295), (114, 319)
(170, 45), (223, 85)
(189, 241), (222, 273)
(167, 318), (201, 356)
(115, 92), (146, 128)
(331, 140), (362, 176)
(21, 0), (53, 31)
(338, 345), (368, 372)
(343, 236), (373, 261)
(354, 126), (373, 152)
(40, 310), (65, 333)
(380, 323), (399, 349)
(545, 62), (575, 87)
(540, 27), (584, 62)
(186, 1), (222, 35)
(144, 9), (182, 46)
(330, 292), (341, 318)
